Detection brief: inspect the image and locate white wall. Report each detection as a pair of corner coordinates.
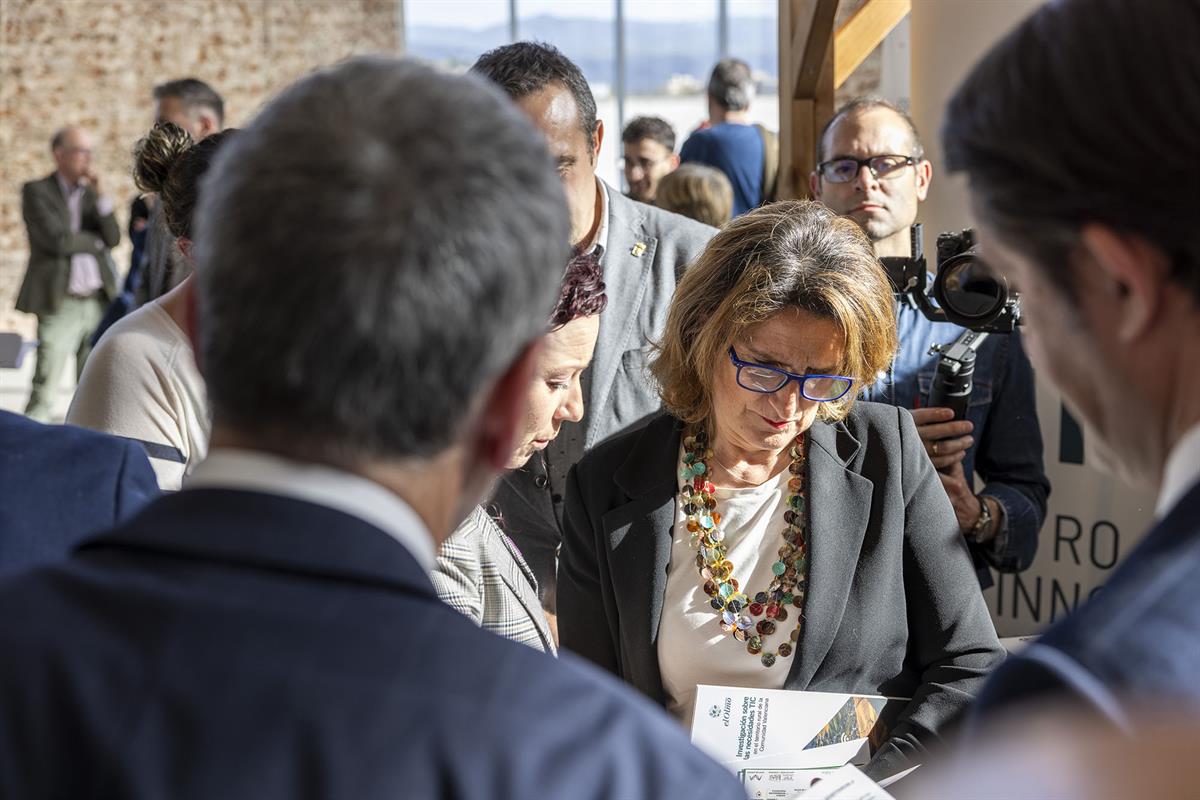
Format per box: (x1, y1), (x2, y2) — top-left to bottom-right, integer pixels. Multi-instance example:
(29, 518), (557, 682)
(910, 0), (1158, 636)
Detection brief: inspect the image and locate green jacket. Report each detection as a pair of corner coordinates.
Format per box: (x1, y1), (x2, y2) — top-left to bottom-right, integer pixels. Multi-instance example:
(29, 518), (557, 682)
(17, 173), (120, 317)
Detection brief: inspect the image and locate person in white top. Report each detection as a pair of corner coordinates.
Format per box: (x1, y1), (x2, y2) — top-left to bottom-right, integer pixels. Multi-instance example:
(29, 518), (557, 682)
(943, 0), (1200, 728)
(559, 201), (1004, 781)
(68, 123), (237, 490)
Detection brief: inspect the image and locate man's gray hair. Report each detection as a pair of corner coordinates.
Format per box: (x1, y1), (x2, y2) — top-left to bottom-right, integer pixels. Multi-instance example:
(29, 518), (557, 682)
(707, 58), (756, 112)
(193, 57), (569, 463)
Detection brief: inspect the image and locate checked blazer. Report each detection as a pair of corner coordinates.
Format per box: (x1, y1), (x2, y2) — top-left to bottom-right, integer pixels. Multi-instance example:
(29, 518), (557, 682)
(432, 505), (556, 653)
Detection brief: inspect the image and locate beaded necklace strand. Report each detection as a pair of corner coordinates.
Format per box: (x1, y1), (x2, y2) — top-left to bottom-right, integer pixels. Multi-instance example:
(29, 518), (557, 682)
(679, 428), (809, 668)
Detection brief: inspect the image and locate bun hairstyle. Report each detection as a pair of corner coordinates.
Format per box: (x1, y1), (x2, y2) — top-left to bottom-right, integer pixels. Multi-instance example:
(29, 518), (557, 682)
(549, 250), (607, 328)
(132, 121), (237, 240)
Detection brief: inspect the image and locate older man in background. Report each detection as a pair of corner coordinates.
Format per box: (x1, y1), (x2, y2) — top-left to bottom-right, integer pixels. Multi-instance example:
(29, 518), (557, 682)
(18, 126), (120, 421)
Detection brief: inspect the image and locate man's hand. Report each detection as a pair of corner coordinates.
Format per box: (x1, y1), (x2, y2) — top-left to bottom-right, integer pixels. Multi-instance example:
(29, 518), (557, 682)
(80, 168), (100, 194)
(910, 407), (974, 470)
(938, 460), (983, 536)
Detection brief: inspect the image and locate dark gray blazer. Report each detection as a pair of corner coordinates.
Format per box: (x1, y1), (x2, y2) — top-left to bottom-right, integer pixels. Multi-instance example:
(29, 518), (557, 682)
(559, 404), (1005, 778)
(18, 174), (120, 317)
(584, 187), (716, 449)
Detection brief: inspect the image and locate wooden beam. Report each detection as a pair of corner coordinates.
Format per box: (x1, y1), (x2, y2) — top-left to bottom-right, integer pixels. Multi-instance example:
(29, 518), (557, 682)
(778, 0), (837, 200)
(834, 0), (910, 88)
(791, 0), (840, 99)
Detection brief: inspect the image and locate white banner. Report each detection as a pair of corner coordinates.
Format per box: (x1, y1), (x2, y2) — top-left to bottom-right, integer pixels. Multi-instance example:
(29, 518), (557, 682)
(982, 379), (1157, 637)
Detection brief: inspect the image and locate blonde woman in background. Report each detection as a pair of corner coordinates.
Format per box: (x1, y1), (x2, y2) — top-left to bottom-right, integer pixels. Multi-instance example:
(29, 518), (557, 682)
(655, 162), (734, 228)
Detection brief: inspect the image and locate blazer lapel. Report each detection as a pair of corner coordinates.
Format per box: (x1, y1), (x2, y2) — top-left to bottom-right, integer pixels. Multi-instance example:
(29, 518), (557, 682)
(604, 415), (681, 700)
(586, 188), (659, 447)
(491, 528), (556, 651)
(786, 418), (874, 690)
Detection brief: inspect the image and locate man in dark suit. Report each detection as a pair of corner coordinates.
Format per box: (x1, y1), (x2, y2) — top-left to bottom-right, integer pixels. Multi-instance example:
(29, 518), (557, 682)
(0, 409), (158, 576)
(18, 126), (120, 421)
(942, 0), (1200, 725)
(0, 57), (745, 800)
(472, 43), (717, 619)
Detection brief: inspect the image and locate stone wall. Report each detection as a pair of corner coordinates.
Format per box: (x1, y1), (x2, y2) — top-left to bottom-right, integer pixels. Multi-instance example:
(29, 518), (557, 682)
(0, 0), (400, 336)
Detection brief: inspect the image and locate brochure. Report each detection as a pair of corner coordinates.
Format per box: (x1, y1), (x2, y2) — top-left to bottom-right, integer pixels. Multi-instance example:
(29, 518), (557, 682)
(690, 684), (909, 772)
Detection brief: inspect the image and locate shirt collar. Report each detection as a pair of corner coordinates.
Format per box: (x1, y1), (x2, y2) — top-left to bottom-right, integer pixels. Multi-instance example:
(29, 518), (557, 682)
(1156, 421), (1200, 519)
(55, 172), (82, 197)
(185, 448), (436, 569)
(584, 177), (611, 258)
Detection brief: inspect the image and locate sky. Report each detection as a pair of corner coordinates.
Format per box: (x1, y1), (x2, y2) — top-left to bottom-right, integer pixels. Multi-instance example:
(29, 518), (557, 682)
(404, 0), (775, 30)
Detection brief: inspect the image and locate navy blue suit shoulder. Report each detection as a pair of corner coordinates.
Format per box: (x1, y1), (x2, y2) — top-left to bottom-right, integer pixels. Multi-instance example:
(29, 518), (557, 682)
(0, 410), (158, 576)
(0, 489), (745, 800)
(972, 480), (1200, 726)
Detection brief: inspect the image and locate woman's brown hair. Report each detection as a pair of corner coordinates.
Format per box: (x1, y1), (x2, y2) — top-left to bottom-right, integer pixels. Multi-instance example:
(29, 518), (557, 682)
(651, 200), (897, 426)
(132, 122), (236, 240)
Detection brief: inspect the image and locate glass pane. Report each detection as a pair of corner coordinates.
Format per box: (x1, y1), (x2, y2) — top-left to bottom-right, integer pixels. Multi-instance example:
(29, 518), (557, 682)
(728, 0), (779, 134)
(623, 0), (718, 194)
(404, 0), (511, 71)
(515, 0), (618, 186)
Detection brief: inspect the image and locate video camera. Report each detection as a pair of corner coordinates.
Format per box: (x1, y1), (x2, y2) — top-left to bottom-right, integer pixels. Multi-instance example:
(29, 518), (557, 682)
(879, 225), (1021, 437)
(879, 224), (1020, 334)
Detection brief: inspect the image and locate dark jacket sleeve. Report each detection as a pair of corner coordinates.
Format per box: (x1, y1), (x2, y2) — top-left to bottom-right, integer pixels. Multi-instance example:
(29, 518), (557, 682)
(557, 463), (621, 675)
(974, 331), (1050, 573)
(22, 182), (109, 259)
(113, 439), (160, 522)
(868, 407), (1006, 780)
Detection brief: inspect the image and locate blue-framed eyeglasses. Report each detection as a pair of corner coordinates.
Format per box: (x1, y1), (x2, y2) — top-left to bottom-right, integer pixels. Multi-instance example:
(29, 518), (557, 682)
(728, 347), (854, 402)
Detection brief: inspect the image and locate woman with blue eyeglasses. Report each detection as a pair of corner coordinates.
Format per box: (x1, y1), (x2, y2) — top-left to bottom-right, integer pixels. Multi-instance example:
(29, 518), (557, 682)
(558, 201), (1003, 781)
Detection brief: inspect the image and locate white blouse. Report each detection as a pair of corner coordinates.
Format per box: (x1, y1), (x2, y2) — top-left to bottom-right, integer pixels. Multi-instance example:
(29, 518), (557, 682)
(657, 446), (798, 723)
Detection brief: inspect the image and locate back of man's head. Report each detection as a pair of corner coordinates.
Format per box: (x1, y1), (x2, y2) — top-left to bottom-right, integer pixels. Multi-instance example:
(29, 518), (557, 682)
(471, 42), (598, 149)
(707, 58), (755, 112)
(153, 78), (225, 127)
(194, 57), (569, 464)
(943, 0), (1200, 306)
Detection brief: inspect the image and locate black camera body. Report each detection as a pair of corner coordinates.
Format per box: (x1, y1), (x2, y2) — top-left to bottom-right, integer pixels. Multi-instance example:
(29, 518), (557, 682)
(879, 224), (1021, 334)
(878, 225), (1019, 442)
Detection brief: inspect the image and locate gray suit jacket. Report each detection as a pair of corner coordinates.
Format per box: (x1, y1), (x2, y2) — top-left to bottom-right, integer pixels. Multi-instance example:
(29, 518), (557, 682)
(583, 187), (716, 448)
(496, 188), (717, 611)
(18, 174), (120, 317)
(558, 405), (1005, 779)
(432, 506), (556, 653)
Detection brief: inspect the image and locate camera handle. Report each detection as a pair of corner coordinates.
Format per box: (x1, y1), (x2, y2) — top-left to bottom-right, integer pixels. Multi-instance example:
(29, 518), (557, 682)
(927, 329), (988, 475)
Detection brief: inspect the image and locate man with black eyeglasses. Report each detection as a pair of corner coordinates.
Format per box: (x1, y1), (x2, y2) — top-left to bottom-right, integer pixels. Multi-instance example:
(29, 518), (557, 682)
(811, 97), (1049, 591)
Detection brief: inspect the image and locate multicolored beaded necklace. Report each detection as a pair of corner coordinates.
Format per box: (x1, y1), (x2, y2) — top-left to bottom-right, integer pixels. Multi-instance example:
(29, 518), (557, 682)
(679, 428), (809, 668)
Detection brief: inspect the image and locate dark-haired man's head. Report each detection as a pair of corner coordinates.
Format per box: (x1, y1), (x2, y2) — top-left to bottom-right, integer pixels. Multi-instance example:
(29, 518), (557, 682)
(622, 116), (678, 203)
(811, 98), (931, 258)
(153, 78), (225, 141)
(193, 57), (569, 538)
(472, 42), (602, 248)
(707, 58), (755, 124)
(943, 0), (1200, 488)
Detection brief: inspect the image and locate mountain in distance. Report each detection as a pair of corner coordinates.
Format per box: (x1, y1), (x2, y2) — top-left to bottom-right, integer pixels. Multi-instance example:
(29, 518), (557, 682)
(407, 13), (778, 95)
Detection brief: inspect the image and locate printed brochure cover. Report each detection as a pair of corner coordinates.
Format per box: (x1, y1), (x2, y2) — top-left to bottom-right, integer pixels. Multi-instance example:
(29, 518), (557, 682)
(690, 684), (909, 772)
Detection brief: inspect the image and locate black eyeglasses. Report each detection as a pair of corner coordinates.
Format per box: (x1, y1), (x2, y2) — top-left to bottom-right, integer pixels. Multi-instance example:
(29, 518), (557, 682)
(728, 348), (854, 402)
(816, 154), (916, 184)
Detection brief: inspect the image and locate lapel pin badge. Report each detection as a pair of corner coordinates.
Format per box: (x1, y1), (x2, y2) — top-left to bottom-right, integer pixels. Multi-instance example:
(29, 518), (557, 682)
(631, 242), (647, 258)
